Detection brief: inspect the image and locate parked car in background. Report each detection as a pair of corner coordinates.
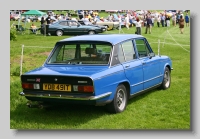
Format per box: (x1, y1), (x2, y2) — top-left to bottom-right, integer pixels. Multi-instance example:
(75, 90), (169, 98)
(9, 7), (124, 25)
(10, 11), (21, 21)
(19, 34), (173, 113)
(45, 20), (105, 36)
(95, 18), (119, 30)
(78, 20), (107, 32)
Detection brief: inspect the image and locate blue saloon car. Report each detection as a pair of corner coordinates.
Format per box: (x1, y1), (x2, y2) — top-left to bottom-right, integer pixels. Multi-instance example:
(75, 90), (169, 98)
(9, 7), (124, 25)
(19, 34), (173, 113)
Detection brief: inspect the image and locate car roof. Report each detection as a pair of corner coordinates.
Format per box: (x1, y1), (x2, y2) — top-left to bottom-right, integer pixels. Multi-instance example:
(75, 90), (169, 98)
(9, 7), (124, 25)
(58, 34), (144, 45)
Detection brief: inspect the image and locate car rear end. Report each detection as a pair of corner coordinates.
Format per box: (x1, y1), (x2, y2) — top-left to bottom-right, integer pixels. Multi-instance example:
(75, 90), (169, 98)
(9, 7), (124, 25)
(20, 75), (101, 106)
(19, 39), (114, 108)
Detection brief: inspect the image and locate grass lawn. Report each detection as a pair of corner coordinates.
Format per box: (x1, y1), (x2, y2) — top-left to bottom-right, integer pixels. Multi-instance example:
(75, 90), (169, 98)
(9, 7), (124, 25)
(10, 11), (190, 129)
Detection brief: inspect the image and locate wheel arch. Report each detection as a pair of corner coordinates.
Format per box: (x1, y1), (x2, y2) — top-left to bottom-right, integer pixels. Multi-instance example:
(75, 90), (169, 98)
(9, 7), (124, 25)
(166, 65), (171, 72)
(118, 81), (131, 99)
(55, 29), (64, 33)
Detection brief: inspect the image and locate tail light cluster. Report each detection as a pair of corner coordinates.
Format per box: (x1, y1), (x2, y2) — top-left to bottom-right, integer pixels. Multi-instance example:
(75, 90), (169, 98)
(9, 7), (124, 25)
(22, 83), (40, 89)
(73, 85), (94, 93)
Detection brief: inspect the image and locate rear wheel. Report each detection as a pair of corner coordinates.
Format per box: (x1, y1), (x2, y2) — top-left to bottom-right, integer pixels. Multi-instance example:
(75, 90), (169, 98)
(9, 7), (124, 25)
(106, 84), (128, 113)
(56, 30), (63, 36)
(160, 67), (171, 89)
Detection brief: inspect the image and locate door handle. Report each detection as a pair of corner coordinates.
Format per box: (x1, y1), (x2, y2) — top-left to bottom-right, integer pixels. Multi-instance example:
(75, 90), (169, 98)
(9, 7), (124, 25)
(125, 65), (130, 68)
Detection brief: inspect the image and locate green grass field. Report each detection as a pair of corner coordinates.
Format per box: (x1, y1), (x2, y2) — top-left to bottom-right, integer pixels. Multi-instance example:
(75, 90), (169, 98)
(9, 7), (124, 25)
(10, 11), (190, 129)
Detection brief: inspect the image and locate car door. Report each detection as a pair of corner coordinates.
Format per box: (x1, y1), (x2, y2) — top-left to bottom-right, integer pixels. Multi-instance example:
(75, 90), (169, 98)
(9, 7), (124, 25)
(134, 38), (161, 90)
(67, 21), (83, 34)
(119, 40), (143, 95)
(58, 21), (70, 34)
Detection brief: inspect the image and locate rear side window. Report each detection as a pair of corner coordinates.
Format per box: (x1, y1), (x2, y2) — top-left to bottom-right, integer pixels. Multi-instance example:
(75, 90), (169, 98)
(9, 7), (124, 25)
(59, 21), (68, 26)
(135, 39), (152, 58)
(121, 40), (136, 61)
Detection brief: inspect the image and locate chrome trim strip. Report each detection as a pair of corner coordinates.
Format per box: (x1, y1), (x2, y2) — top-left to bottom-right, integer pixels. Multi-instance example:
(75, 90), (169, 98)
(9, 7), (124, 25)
(131, 81), (143, 87)
(143, 75), (163, 83)
(130, 75), (163, 87)
(130, 83), (162, 97)
(19, 92), (112, 100)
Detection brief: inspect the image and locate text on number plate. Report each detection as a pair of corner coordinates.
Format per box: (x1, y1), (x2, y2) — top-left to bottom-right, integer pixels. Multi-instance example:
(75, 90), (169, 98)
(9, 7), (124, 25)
(43, 84), (71, 91)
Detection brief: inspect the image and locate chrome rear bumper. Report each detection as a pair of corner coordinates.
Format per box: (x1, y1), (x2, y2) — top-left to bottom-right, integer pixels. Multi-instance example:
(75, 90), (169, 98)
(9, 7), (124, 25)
(19, 92), (112, 100)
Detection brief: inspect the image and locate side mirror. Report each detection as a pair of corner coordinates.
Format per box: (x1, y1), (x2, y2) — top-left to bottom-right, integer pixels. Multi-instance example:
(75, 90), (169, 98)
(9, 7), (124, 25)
(148, 53), (155, 59)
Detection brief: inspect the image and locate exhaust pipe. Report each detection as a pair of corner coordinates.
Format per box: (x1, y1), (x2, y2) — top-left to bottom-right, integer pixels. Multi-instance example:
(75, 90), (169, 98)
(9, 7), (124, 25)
(26, 101), (51, 109)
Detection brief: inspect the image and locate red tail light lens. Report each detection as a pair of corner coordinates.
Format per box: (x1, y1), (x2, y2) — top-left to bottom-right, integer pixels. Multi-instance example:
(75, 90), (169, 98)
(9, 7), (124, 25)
(73, 85), (94, 93)
(22, 83), (34, 89)
(83, 86), (94, 92)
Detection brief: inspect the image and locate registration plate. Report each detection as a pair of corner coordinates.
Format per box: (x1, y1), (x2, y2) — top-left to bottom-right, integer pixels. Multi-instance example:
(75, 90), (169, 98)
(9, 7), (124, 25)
(43, 84), (71, 91)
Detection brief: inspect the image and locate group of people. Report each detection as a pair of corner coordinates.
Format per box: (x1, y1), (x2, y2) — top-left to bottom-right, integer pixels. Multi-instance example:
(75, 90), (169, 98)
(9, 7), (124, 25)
(129, 10), (190, 35)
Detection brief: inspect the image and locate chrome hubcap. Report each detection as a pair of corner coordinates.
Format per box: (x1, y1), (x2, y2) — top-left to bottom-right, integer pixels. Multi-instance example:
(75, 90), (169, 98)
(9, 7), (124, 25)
(89, 31), (94, 34)
(116, 89), (126, 110)
(164, 71), (170, 87)
(57, 31), (62, 36)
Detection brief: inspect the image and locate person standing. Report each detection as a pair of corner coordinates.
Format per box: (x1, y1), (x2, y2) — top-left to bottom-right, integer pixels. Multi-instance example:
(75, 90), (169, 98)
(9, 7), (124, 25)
(151, 16), (155, 27)
(177, 12), (181, 24)
(45, 15), (51, 36)
(125, 14), (130, 30)
(145, 15), (152, 34)
(179, 15), (184, 34)
(40, 16), (45, 34)
(185, 13), (190, 27)
(166, 15), (170, 27)
(157, 15), (161, 27)
(161, 14), (165, 27)
(135, 18), (142, 35)
(172, 14), (176, 27)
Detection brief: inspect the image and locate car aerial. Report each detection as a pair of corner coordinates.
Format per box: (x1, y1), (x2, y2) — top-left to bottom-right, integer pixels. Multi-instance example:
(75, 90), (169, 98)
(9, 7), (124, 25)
(78, 20), (107, 32)
(45, 20), (105, 36)
(19, 34), (173, 113)
(94, 18), (120, 30)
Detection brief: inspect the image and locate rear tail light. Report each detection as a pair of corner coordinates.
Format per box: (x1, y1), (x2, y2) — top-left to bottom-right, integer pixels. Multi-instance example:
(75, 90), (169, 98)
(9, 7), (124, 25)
(73, 85), (94, 93)
(22, 83), (40, 89)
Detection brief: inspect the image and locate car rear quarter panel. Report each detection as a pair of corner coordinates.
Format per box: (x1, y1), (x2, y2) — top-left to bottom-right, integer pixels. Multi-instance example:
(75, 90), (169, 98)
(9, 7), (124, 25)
(92, 64), (128, 101)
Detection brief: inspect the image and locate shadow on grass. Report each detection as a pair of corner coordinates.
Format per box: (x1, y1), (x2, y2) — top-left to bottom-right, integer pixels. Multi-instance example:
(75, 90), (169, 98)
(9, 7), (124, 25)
(127, 88), (161, 105)
(10, 88), (161, 129)
(10, 102), (108, 129)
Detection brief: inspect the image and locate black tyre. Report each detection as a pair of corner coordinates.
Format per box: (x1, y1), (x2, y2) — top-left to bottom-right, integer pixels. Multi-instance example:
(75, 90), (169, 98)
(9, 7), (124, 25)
(160, 67), (171, 89)
(88, 30), (95, 35)
(56, 30), (63, 36)
(106, 84), (128, 113)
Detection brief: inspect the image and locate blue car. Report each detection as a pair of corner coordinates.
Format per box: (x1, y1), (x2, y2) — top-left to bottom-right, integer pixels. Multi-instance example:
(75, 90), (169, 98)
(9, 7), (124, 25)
(19, 34), (173, 113)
